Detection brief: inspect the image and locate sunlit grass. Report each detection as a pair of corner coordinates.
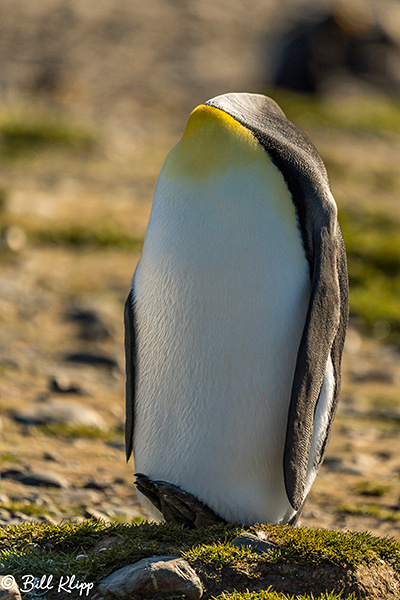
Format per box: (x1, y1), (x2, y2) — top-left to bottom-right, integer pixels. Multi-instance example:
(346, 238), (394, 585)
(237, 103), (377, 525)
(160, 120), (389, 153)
(352, 480), (392, 497)
(37, 423), (120, 440)
(339, 208), (400, 341)
(338, 504), (400, 522)
(0, 521), (398, 599)
(216, 590), (356, 600)
(0, 110), (97, 159)
(33, 224), (143, 250)
(267, 88), (400, 134)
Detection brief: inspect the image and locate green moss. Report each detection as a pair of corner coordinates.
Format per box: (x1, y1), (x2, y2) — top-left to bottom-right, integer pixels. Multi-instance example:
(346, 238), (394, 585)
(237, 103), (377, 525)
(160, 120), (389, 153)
(338, 208), (400, 341)
(338, 504), (400, 522)
(33, 224), (143, 250)
(0, 452), (19, 463)
(0, 112), (96, 159)
(353, 480), (392, 497)
(0, 501), (48, 517)
(216, 590), (356, 600)
(0, 521), (398, 598)
(37, 423), (120, 440)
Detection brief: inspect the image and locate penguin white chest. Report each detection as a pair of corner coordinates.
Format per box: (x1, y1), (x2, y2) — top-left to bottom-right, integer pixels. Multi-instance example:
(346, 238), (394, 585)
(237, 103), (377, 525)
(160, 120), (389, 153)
(132, 153), (311, 525)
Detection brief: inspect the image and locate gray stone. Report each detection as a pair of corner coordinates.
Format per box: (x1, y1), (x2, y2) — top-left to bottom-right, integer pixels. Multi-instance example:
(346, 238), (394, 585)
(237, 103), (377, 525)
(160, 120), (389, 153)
(65, 352), (118, 370)
(84, 479), (112, 491)
(97, 556), (203, 599)
(66, 306), (114, 342)
(60, 489), (101, 506)
(20, 469), (69, 489)
(14, 400), (106, 429)
(0, 576), (22, 600)
(230, 531), (278, 555)
(49, 374), (87, 395)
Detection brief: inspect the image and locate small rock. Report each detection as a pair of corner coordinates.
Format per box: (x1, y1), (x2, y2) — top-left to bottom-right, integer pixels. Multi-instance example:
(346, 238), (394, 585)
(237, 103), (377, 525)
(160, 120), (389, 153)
(0, 576), (22, 600)
(0, 469), (25, 481)
(60, 489), (101, 506)
(14, 399), (106, 429)
(230, 531), (278, 555)
(65, 352), (118, 369)
(84, 479), (112, 491)
(49, 374), (87, 395)
(1, 468), (68, 489)
(66, 307), (114, 341)
(97, 556), (203, 599)
(19, 470), (69, 489)
(106, 441), (125, 451)
(1, 226), (27, 253)
(43, 451), (59, 462)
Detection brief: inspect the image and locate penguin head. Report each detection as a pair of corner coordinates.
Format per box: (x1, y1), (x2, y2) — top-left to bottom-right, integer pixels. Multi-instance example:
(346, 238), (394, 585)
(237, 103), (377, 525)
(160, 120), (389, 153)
(160, 100), (274, 184)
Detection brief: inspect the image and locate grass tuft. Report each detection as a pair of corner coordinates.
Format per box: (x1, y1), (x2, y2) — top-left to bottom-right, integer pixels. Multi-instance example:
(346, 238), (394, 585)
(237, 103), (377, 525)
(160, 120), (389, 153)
(0, 521), (398, 598)
(33, 224), (143, 250)
(0, 112), (96, 159)
(353, 480), (391, 497)
(338, 504), (400, 523)
(339, 208), (400, 341)
(216, 589), (356, 600)
(37, 423), (119, 440)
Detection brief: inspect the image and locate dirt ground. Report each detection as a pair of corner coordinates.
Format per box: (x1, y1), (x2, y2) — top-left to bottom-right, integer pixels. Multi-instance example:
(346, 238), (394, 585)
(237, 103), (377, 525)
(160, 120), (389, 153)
(0, 0), (400, 544)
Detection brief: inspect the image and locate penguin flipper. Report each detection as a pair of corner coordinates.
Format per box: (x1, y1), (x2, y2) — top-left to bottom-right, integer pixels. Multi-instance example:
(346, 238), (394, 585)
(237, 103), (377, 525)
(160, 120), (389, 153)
(284, 224), (349, 511)
(135, 473), (227, 528)
(124, 289), (136, 462)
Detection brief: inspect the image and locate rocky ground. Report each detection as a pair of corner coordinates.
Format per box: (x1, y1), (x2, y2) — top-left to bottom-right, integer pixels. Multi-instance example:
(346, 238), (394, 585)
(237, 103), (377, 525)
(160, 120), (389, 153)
(0, 0), (399, 546)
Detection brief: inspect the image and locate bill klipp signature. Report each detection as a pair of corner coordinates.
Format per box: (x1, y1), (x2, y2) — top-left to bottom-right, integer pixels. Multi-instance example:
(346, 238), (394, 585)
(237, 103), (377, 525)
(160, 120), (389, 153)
(1, 574), (94, 596)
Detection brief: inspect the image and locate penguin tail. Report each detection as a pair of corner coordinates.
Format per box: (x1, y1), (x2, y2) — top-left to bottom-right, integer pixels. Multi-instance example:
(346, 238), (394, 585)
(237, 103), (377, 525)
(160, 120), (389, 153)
(134, 473), (227, 528)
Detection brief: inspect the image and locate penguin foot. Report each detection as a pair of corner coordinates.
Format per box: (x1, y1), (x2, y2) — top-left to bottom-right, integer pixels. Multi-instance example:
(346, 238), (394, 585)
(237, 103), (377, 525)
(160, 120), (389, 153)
(134, 473), (227, 529)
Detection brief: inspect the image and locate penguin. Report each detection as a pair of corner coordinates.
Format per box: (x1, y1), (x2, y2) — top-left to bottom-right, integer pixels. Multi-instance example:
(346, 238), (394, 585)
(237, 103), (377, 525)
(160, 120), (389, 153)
(125, 92), (349, 528)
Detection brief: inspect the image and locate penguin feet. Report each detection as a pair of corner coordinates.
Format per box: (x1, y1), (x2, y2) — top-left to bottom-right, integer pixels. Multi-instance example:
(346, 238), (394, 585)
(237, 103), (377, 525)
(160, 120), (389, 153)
(134, 473), (227, 529)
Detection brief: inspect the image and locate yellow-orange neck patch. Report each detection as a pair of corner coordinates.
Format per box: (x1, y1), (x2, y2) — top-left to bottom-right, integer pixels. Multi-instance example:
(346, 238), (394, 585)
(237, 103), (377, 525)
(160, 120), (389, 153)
(161, 104), (260, 181)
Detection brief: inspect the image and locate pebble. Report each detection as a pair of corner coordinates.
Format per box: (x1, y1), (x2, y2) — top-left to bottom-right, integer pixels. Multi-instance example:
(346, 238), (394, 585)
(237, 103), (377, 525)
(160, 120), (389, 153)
(84, 479), (112, 491)
(19, 470), (69, 489)
(97, 556), (203, 600)
(66, 306), (114, 341)
(59, 489), (101, 506)
(65, 352), (118, 369)
(49, 374), (87, 395)
(1, 467), (68, 489)
(1, 226), (27, 253)
(1, 468), (69, 489)
(230, 531), (278, 555)
(0, 576), (22, 600)
(14, 399), (106, 429)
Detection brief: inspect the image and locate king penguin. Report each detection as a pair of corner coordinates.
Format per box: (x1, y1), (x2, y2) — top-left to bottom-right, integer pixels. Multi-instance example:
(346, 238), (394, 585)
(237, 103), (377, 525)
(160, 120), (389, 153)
(125, 92), (349, 527)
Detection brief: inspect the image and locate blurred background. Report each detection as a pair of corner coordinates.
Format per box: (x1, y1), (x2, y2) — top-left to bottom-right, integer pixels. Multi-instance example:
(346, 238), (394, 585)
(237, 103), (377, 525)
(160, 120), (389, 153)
(0, 0), (399, 538)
